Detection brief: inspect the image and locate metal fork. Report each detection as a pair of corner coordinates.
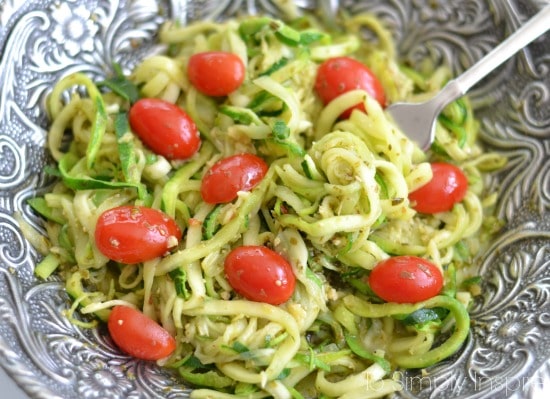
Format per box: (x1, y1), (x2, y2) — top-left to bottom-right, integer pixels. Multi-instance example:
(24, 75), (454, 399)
(386, 4), (550, 150)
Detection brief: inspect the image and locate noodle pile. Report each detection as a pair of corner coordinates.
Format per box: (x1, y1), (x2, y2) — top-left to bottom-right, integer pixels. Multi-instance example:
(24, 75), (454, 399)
(19, 8), (505, 399)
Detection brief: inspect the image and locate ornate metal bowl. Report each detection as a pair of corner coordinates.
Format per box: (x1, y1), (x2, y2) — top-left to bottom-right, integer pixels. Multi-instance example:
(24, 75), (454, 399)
(0, 0), (548, 398)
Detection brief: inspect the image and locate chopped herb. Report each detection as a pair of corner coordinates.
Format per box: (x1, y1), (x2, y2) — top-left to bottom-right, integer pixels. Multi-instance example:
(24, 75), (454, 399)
(299, 30), (328, 45)
(231, 341), (249, 354)
(269, 120), (305, 156)
(168, 268), (191, 299)
(97, 63), (140, 103)
(400, 307), (449, 326)
(461, 276), (482, 288)
(277, 368), (291, 380)
(272, 120), (290, 140)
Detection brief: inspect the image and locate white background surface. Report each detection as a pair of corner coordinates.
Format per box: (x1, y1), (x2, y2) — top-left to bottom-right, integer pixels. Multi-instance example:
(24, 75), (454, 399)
(0, 367), (28, 399)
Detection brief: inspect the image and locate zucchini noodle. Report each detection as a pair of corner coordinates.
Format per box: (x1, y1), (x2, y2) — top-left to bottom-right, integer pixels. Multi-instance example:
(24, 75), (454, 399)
(22, 7), (506, 399)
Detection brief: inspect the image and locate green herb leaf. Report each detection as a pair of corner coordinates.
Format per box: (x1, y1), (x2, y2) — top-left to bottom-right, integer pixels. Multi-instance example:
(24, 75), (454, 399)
(299, 30), (328, 45)
(272, 120), (290, 140)
(169, 268), (191, 299)
(182, 355), (206, 369)
(97, 63), (140, 103)
(401, 307), (449, 326)
(461, 276), (482, 288)
(277, 368), (291, 380)
(231, 341), (250, 354)
(269, 120), (305, 156)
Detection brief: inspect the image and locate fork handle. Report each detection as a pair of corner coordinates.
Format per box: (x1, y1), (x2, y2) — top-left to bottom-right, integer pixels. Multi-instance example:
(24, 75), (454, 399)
(451, 4), (550, 96)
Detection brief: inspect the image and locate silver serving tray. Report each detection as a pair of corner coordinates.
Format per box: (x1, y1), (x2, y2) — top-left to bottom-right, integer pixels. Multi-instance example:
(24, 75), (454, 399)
(0, 0), (548, 398)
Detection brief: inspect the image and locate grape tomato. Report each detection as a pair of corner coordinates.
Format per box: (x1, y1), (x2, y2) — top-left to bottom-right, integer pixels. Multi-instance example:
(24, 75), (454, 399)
(201, 153), (268, 204)
(129, 98), (200, 160)
(187, 51), (246, 96)
(409, 162), (468, 214)
(368, 255), (444, 303)
(315, 56), (386, 118)
(224, 245), (296, 305)
(95, 205), (181, 264)
(108, 305), (176, 361)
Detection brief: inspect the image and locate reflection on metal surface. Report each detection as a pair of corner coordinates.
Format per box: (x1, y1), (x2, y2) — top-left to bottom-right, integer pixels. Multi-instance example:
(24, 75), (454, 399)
(0, 1), (548, 398)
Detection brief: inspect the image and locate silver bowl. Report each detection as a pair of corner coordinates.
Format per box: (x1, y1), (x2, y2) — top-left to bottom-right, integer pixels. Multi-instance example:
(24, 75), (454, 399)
(0, 0), (548, 398)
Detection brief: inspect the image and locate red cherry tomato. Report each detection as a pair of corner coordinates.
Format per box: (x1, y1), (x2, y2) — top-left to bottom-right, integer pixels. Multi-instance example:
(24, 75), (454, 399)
(201, 153), (268, 204)
(129, 98), (200, 160)
(187, 51), (245, 96)
(368, 256), (444, 303)
(315, 56), (386, 118)
(108, 305), (176, 361)
(409, 162), (468, 214)
(95, 205), (181, 264)
(224, 246), (296, 305)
